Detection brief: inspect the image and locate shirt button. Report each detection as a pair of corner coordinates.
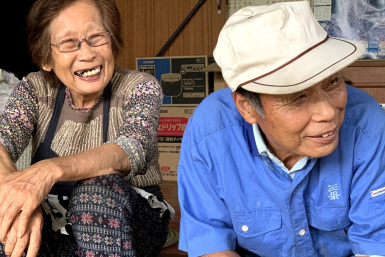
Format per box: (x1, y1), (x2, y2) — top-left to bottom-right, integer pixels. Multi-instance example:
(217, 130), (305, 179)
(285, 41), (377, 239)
(299, 229), (306, 236)
(242, 225), (249, 232)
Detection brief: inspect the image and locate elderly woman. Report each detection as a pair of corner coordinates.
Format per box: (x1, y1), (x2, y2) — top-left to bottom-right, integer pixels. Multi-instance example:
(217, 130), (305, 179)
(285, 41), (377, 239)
(0, 0), (172, 256)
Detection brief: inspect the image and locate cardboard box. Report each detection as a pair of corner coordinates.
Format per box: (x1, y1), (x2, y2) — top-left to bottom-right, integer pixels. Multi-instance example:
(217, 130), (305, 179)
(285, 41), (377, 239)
(136, 56), (210, 105)
(204, 59), (227, 92)
(158, 105), (197, 181)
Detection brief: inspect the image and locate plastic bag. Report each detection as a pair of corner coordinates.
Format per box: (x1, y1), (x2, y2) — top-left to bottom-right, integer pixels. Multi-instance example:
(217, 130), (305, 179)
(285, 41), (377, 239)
(0, 69), (20, 114)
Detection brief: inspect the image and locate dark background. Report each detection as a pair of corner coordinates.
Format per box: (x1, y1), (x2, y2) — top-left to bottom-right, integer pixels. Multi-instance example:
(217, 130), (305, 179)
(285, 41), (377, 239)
(0, 1), (39, 80)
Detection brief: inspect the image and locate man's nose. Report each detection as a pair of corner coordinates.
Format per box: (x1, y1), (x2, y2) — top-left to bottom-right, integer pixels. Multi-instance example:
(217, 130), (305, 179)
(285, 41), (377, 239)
(312, 94), (337, 122)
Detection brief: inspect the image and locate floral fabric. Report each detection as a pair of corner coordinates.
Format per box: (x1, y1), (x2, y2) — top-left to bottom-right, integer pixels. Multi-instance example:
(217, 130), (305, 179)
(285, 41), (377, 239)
(0, 174), (169, 256)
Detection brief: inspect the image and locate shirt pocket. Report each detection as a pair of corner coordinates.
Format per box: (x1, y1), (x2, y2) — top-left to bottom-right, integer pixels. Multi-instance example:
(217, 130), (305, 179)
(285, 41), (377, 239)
(306, 204), (352, 256)
(306, 203), (351, 231)
(230, 208), (282, 255)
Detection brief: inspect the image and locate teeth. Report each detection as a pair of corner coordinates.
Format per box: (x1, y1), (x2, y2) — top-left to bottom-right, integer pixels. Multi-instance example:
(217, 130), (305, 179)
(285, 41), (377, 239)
(76, 68), (101, 77)
(321, 131), (333, 138)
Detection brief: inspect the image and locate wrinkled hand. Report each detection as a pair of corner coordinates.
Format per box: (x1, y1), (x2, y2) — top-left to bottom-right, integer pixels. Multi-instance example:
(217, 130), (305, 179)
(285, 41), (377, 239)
(0, 160), (56, 241)
(2, 207), (43, 257)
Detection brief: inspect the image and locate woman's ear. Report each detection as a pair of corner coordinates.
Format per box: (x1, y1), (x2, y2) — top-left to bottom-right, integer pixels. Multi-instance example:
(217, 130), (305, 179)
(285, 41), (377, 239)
(232, 91), (261, 124)
(42, 64), (52, 72)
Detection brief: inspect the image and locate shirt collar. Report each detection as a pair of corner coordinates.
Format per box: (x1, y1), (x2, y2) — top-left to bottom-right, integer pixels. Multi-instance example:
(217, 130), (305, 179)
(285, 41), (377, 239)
(252, 123), (270, 157)
(243, 120), (259, 157)
(244, 121), (312, 178)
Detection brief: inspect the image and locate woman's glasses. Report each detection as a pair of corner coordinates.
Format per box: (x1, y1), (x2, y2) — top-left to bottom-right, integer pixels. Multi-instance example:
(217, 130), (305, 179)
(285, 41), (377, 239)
(51, 31), (112, 53)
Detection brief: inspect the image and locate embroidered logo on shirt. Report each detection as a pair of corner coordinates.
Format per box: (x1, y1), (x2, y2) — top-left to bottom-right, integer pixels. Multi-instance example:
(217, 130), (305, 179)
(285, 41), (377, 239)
(328, 184), (340, 200)
(371, 186), (385, 198)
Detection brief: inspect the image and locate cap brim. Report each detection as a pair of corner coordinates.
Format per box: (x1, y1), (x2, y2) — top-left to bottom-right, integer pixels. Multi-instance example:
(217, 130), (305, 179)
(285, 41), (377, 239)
(241, 37), (365, 94)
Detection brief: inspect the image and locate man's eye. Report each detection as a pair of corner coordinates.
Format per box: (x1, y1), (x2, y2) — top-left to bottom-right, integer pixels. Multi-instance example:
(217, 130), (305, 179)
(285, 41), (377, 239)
(295, 94), (307, 101)
(299, 94), (307, 99)
(331, 77), (340, 84)
(331, 74), (344, 85)
(291, 94), (307, 105)
(327, 76), (342, 90)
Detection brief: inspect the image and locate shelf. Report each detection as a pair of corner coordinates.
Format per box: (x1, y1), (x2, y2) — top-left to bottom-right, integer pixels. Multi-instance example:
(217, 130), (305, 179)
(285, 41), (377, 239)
(349, 59), (385, 67)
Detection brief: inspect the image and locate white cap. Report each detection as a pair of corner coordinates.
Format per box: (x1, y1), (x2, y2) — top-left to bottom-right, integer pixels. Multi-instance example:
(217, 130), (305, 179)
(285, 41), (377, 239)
(213, 1), (365, 94)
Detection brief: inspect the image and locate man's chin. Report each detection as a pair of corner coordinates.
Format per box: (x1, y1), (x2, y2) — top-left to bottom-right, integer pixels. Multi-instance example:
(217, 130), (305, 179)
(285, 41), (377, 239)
(308, 141), (339, 159)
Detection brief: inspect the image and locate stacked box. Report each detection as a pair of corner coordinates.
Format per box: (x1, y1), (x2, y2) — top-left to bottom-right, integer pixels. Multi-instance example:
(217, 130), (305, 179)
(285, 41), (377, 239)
(136, 56), (210, 105)
(136, 56), (212, 180)
(157, 105), (197, 181)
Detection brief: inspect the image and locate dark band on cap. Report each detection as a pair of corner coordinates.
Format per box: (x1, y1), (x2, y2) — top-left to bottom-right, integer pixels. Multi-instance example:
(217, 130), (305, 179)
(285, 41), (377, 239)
(237, 37), (358, 89)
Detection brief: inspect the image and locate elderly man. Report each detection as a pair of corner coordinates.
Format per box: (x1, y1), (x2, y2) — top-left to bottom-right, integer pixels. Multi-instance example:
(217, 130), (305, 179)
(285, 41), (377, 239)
(177, 1), (385, 257)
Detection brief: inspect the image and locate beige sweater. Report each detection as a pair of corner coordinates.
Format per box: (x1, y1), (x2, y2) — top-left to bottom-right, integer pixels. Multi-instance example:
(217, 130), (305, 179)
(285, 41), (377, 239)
(0, 66), (163, 187)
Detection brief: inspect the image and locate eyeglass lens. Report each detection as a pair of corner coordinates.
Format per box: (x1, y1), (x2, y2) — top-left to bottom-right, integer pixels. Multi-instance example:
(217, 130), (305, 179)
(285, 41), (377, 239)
(57, 32), (110, 52)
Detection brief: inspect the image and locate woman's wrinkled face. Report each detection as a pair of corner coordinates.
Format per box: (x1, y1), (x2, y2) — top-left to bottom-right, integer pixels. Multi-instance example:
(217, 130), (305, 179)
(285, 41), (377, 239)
(47, 0), (114, 105)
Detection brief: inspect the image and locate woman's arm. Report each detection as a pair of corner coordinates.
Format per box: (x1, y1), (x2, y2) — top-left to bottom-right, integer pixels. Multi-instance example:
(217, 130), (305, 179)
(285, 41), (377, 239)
(0, 77), (163, 242)
(45, 141), (131, 182)
(109, 78), (163, 179)
(0, 78), (39, 164)
(0, 145), (17, 181)
(200, 251), (240, 257)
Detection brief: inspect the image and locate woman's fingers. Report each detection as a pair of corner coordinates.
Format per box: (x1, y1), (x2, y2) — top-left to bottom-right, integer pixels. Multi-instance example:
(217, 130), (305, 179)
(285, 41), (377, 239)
(0, 202), (36, 240)
(0, 175), (25, 240)
(10, 234), (29, 257)
(0, 204), (20, 241)
(25, 226), (41, 257)
(4, 215), (18, 255)
(17, 208), (34, 239)
(4, 208), (43, 257)
(25, 208), (43, 257)
(0, 167), (52, 239)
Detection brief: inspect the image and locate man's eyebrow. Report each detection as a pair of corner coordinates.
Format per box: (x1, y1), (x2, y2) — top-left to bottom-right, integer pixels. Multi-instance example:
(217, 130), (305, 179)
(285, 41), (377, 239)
(330, 71), (342, 77)
(278, 91), (302, 100)
(273, 94), (296, 105)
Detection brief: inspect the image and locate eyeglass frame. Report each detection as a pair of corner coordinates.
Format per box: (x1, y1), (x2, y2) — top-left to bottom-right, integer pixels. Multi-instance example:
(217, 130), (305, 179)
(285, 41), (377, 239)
(50, 31), (112, 53)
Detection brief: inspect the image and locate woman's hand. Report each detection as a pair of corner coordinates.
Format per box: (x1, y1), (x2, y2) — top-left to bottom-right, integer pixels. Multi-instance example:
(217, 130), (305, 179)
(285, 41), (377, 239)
(0, 160), (56, 241)
(200, 251), (241, 257)
(0, 142), (130, 242)
(2, 207), (43, 257)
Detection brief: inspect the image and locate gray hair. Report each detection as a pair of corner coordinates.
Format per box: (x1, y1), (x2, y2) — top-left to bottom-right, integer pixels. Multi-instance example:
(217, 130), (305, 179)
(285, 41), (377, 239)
(235, 87), (265, 118)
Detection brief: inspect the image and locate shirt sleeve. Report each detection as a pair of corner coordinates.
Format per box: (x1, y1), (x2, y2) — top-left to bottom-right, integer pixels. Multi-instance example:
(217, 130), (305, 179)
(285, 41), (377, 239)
(348, 129), (385, 255)
(0, 78), (38, 162)
(178, 123), (237, 256)
(109, 79), (163, 180)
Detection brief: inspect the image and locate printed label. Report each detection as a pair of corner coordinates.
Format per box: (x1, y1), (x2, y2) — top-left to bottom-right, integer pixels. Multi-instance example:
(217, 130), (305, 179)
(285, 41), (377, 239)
(158, 117), (188, 136)
(371, 186), (385, 198)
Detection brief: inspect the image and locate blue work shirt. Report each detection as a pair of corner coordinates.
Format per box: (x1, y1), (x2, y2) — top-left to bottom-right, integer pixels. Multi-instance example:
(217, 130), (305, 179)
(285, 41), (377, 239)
(178, 85), (385, 257)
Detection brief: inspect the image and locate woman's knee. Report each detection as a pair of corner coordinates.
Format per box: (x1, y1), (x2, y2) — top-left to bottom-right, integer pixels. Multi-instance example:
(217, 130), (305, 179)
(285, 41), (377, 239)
(68, 174), (138, 221)
(71, 174), (137, 201)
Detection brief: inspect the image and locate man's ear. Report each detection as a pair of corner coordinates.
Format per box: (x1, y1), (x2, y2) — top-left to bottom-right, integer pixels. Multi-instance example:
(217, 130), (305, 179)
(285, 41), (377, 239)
(232, 91), (261, 124)
(42, 64), (52, 72)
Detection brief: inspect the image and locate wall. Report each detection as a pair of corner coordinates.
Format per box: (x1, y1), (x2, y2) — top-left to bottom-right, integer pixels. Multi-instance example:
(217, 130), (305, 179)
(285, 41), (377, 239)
(341, 60), (385, 103)
(114, 0), (227, 70)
